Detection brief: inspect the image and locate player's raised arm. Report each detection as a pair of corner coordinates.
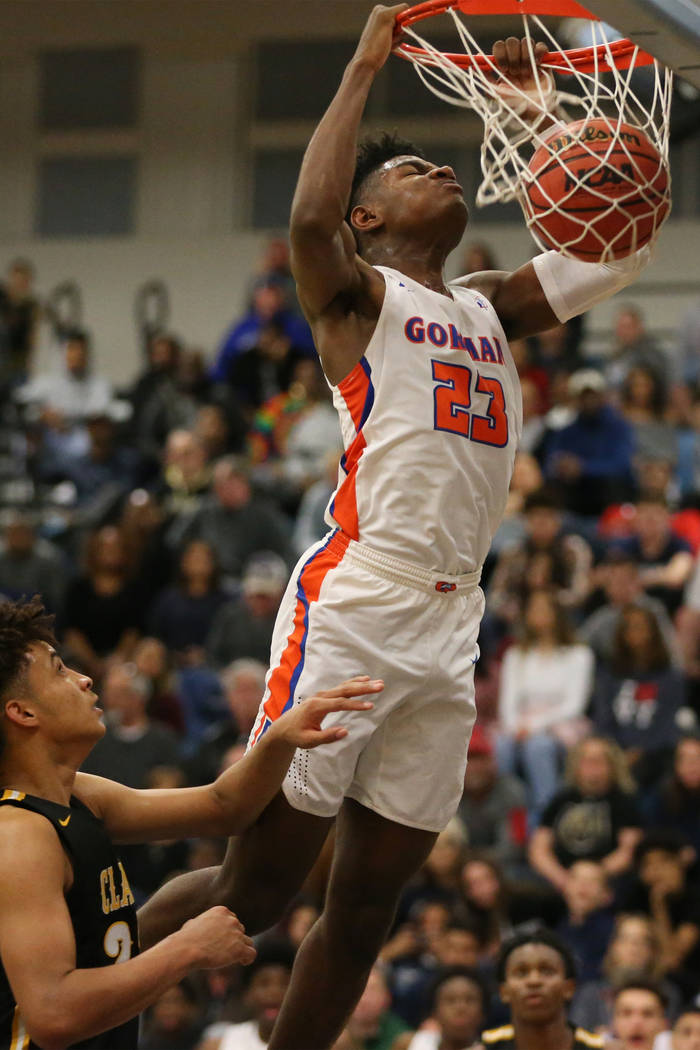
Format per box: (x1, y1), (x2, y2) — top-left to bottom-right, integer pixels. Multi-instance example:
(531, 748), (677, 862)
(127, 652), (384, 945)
(74, 677), (382, 843)
(289, 4), (406, 321)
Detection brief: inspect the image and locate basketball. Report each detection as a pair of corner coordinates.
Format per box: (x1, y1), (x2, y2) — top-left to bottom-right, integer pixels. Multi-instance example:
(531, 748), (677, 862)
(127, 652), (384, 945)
(523, 118), (670, 261)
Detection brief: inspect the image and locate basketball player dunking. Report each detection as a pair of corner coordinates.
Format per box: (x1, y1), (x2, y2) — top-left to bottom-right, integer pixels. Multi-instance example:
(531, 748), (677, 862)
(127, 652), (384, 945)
(138, 7), (656, 1049)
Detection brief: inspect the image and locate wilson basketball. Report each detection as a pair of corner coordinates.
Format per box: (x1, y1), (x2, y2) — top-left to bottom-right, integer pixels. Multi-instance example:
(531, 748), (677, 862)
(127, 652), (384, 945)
(523, 118), (670, 260)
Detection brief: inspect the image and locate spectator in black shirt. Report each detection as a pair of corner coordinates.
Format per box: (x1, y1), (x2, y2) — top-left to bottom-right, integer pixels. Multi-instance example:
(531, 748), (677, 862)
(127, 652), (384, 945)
(644, 734), (700, 858)
(529, 736), (642, 894)
(63, 524), (144, 680)
(226, 320), (303, 419)
(623, 834), (700, 996)
(611, 497), (694, 617)
(0, 257), (39, 389)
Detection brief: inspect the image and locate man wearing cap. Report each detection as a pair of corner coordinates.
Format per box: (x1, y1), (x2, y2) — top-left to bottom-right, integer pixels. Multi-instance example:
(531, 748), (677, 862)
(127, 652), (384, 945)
(545, 369), (635, 517)
(179, 456), (294, 584)
(456, 725), (528, 876)
(205, 553), (289, 668)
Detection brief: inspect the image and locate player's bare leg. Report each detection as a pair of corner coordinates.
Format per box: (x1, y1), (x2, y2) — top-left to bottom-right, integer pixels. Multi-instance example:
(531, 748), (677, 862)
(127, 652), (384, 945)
(138, 791), (332, 949)
(267, 797), (438, 1050)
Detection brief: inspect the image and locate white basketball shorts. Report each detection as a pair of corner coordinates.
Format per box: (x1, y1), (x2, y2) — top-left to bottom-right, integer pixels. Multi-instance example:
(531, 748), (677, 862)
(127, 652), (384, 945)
(248, 529), (484, 832)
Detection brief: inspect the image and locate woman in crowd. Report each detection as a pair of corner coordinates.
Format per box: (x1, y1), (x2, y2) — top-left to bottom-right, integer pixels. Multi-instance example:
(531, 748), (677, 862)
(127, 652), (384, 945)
(570, 913), (682, 1033)
(644, 733), (700, 856)
(496, 589), (594, 817)
(591, 604), (686, 788)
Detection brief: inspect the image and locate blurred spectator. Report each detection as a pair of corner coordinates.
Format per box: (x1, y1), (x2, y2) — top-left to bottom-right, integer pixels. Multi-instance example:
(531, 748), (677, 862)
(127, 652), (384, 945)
(623, 834), (700, 992)
(119, 487), (174, 601)
(486, 488), (592, 631)
(605, 306), (668, 393)
(611, 981), (669, 1050)
(462, 240), (499, 273)
(211, 275), (313, 385)
(459, 854), (513, 957)
(54, 408), (147, 506)
(509, 338), (549, 416)
(254, 237), (297, 307)
(292, 449), (342, 557)
(581, 553), (678, 667)
(545, 370), (635, 517)
(495, 590), (594, 817)
(157, 428), (212, 533)
(644, 734), (700, 857)
(180, 456), (293, 583)
(620, 366), (678, 467)
(80, 661), (181, 789)
(205, 552), (287, 668)
(391, 966), (486, 1050)
(226, 320), (303, 417)
(0, 511), (66, 615)
(133, 636), (186, 735)
(126, 331), (181, 438)
(188, 658), (266, 785)
(671, 1010), (700, 1050)
(194, 402), (246, 461)
(198, 939), (296, 1050)
(489, 452), (544, 557)
(398, 819), (467, 925)
(528, 736), (642, 894)
(611, 497), (693, 616)
(16, 328), (112, 424)
(63, 524), (144, 680)
(0, 258), (39, 389)
(555, 860), (615, 982)
(149, 540), (229, 663)
(529, 319), (585, 378)
(456, 725), (528, 875)
(139, 977), (205, 1050)
(341, 964), (408, 1050)
(249, 358), (343, 513)
(672, 298), (700, 388)
(277, 897), (321, 952)
(571, 915), (681, 1034)
(518, 377), (547, 456)
(139, 348), (212, 454)
(590, 605), (686, 787)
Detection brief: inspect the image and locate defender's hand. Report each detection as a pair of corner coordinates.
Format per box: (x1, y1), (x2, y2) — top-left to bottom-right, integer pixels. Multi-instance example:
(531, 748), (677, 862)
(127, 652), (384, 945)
(354, 4), (409, 73)
(271, 676), (383, 749)
(178, 906), (256, 969)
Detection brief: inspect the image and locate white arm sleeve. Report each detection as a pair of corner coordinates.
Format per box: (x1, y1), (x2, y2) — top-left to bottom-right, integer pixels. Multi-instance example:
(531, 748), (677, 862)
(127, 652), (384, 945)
(532, 244), (653, 323)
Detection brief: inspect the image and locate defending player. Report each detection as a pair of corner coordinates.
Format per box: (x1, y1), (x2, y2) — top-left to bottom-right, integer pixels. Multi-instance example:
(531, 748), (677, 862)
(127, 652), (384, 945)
(138, 6), (656, 1049)
(0, 597), (379, 1049)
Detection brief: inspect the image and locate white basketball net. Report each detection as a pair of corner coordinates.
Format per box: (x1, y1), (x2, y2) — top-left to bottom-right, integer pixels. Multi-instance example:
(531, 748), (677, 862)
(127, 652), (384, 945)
(394, 7), (673, 261)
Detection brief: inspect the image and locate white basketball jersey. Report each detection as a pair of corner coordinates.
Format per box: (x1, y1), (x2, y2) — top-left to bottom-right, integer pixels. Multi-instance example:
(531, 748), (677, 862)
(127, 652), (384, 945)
(325, 265), (522, 574)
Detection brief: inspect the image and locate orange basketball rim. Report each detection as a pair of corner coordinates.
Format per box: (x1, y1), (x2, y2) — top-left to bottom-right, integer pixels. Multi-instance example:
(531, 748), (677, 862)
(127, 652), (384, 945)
(395, 0), (658, 75)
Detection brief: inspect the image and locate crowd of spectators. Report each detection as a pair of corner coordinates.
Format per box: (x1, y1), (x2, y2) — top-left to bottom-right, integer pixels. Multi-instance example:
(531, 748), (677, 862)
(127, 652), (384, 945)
(2, 237), (700, 1049)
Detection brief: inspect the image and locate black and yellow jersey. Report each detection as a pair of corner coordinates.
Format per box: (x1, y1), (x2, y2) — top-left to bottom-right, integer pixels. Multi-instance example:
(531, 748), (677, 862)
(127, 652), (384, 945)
(482, 1025), (604, 1050)
(0, 790), (140, 1050)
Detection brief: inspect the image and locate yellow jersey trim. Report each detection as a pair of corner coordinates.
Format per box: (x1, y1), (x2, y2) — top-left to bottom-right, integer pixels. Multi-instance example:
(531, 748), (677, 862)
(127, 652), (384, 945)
(483, 1026), (515, 1043)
